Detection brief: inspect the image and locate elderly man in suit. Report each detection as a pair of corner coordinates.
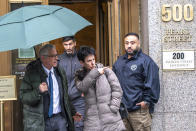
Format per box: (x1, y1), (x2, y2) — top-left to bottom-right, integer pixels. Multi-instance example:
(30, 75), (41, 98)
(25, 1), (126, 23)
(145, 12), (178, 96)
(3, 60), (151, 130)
(20, 44), (81, 131)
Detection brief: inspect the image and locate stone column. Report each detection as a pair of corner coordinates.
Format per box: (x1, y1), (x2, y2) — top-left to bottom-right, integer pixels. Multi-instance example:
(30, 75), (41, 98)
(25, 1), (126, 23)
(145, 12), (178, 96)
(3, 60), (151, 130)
(140, 0), (149, 55)
(148, 0), (196, 131)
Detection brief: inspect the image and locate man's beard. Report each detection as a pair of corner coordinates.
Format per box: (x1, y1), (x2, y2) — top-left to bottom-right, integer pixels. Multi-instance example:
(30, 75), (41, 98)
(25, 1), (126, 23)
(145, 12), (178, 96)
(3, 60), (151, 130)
(126, 47), (139, 56)
(65, 49), (75, 55)
(66, 50), (73, 54)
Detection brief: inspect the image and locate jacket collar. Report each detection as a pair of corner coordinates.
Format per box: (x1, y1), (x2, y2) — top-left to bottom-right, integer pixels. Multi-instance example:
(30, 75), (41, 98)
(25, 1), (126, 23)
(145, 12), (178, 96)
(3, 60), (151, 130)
(26, 58), (48, 78)
(42, 64), (54, 76)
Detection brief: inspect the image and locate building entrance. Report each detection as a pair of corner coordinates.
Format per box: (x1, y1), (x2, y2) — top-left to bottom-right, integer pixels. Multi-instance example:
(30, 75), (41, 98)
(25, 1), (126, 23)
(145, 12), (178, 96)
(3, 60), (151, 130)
(0, 0), (140, 131)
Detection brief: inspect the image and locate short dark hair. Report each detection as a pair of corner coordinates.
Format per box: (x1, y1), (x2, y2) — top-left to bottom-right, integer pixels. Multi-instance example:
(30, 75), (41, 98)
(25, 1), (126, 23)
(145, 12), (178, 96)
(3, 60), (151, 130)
(77, 46), (95, 62)
(62, 36), (76, 42)
(124, 32), (139, 40)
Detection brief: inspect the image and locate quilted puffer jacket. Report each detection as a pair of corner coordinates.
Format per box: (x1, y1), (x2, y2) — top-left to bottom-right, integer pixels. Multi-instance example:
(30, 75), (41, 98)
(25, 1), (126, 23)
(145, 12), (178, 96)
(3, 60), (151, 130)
(75, 63), (125, 131)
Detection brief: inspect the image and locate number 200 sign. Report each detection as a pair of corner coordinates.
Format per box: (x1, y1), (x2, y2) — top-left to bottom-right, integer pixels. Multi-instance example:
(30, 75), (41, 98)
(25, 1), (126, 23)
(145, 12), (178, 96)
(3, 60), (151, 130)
(162, 4), (194, 22)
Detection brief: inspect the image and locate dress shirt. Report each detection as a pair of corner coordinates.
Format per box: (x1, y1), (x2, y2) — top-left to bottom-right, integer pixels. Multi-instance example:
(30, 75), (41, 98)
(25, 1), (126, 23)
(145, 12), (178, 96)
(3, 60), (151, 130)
(42, 64), (61, 114)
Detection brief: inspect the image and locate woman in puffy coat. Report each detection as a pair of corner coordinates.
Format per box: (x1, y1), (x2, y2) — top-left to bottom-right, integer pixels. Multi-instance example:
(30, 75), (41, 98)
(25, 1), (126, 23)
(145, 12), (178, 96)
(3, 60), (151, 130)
(75, 46), (125, 131)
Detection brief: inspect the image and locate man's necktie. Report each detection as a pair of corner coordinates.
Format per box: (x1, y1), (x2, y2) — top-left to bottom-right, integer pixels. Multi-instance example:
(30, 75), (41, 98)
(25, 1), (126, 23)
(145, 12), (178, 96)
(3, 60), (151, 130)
(48, 71), (53, 117)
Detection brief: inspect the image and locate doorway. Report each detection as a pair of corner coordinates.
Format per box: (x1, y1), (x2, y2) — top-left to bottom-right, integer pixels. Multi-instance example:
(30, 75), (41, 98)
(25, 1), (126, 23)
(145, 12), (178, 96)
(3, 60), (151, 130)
(49, 0), (140, 66)
(49, 0), (97, 57)
(0, 0), (140, 131)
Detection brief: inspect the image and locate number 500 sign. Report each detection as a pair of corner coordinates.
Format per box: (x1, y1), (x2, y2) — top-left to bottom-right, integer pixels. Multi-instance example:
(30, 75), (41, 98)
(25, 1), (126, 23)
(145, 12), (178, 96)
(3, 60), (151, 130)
(162, 4), (194, 22)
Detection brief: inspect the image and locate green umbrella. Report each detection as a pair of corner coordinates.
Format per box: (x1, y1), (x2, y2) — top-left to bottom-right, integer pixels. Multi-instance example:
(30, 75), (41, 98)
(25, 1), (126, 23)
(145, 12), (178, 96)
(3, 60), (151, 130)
(0, 5), (92, 52)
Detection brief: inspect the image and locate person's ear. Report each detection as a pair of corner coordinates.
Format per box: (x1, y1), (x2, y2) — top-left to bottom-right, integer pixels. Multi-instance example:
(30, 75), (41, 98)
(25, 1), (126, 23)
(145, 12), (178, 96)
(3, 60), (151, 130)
(40, 55), (44, 60)
(79, 61), (84, 67)
(138, 41), (141, 48)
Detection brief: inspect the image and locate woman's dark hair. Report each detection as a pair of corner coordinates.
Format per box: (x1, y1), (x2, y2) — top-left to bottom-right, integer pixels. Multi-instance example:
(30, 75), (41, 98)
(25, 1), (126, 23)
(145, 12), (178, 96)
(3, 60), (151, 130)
(77, 46), (95, 62)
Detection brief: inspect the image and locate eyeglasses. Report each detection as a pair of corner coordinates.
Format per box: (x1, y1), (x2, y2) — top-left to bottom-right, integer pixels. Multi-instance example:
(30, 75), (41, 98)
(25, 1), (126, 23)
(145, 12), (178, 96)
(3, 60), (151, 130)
(43, 54), (58, 58)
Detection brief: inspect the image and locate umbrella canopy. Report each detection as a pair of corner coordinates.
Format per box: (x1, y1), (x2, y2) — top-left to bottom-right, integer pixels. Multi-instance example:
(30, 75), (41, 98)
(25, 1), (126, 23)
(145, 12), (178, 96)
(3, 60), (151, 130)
(0, 5), (92, 52)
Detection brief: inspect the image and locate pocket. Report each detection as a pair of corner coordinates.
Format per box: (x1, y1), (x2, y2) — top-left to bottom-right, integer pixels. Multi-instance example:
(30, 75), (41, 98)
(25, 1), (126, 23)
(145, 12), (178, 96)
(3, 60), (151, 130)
(23, 110), (43, 129)
(140, 107), (148, 114)
(143, 114), (152, 128)
(140, 108), (152, 128)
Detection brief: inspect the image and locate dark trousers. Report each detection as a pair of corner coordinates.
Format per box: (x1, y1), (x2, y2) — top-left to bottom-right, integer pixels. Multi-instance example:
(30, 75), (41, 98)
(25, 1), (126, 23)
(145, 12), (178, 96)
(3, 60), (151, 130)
(74, 121), (84, 131)
(45, 113), (68, 131)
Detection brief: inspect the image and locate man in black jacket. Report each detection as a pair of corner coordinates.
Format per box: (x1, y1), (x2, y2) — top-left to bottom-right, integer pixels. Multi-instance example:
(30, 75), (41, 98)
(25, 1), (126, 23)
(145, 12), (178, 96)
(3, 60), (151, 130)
(58, 36), (85, 131)
(113, 33), (160, 131)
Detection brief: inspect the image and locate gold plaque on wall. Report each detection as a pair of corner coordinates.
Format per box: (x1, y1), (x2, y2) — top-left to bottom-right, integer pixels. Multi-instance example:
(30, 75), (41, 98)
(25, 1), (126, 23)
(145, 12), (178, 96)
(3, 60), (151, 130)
(0, 75), (17, 101)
